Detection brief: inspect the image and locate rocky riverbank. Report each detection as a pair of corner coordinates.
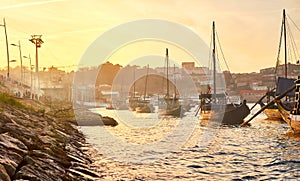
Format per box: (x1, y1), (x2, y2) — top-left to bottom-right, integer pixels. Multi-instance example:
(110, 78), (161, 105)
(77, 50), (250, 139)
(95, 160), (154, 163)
(0, 93), (101, 180)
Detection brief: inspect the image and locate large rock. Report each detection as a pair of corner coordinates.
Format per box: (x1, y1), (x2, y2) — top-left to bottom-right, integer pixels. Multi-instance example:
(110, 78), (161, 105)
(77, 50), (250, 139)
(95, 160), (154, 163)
(0, 133), (28, 177)
(14, 164), (70, 181)
(74, 109), (118, 126)
(0, 164), (10, 181)
(0, 157), (17, 178)
(101, 116), (118, 126)
(0, 133), (28, 156)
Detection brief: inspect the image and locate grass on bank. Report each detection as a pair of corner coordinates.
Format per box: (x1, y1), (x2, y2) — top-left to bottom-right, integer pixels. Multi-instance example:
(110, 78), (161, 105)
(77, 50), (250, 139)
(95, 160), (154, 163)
(0, 92), (27, 109)
(0, 91), (74, 120)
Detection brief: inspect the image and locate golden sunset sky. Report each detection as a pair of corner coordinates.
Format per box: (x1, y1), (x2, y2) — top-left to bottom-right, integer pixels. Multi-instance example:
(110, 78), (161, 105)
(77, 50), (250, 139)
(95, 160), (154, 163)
(0, 0), (299, 73)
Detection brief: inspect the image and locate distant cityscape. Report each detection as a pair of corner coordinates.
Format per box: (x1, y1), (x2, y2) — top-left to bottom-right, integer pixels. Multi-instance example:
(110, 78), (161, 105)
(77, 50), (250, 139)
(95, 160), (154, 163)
(1, 61), (299, 103)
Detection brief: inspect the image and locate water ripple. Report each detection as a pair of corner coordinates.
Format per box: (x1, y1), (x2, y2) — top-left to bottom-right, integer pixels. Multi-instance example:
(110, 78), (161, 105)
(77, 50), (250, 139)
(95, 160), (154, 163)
(81, 106), (300, 180)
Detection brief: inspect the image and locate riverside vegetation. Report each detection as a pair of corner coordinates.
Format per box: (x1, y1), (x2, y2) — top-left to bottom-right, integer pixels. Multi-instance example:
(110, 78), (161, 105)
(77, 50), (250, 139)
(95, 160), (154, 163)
(0, 91), (102, 180)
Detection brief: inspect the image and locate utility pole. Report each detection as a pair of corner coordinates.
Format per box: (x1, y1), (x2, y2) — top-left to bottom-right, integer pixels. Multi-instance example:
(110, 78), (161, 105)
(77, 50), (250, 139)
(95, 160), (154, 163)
(11, 41), (23, 87)
(29, 35), (44, 100)
(0, 18), (10, 78)
(23, 54), (33, 99)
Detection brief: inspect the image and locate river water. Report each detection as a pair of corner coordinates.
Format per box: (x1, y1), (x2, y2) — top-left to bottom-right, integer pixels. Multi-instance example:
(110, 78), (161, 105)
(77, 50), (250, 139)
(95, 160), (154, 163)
(79, 104), (300, 180)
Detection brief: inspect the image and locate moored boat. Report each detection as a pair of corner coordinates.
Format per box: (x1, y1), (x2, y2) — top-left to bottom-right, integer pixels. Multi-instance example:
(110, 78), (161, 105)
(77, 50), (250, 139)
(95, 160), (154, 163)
(258, 9), (299, 121)
(135, 100), (154, 113)
(198, 22), (250, 125)
(264, 108), (282, 120)
(129, 96), (139, 111)
(289, 114), (300, 134)
(199, 94), (250, 125)
(135, 64), (155, 113)
(158, 97), (181, 117)
(158, 48), (182, 117)
(259, 91), (285, 121)
(259, 90), (283, 120)
(275, 77), (300, 133)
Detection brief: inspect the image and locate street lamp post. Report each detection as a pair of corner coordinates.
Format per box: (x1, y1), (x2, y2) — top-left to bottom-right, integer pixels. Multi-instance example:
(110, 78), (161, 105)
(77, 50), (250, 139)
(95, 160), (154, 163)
(0, 18), (10, 78)
(23, 54), (33, 99)
(29, 35), (43, 100)
(11, 41), (23, 87)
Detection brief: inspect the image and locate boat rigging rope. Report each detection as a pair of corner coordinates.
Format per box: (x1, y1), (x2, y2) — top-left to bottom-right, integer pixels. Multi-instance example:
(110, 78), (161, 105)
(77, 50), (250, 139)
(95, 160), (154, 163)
(274, 16), (284, 77)
(276, 13), (300, 71)
(207, 27), (233, 83)
(216, 31), (231, 74)
(287, 14), (300, 32)
(286, 21), (300, 62)
(208, 28), (213, 81)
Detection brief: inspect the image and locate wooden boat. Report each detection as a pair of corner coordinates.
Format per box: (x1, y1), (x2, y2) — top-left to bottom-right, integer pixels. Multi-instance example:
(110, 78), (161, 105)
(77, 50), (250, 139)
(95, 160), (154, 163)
(270, 9), (300, 123)
(275, 77), (300, 133)
(135, 65), (155, 113)
(129, 67), (139, 111)
(158, 97), (181, 117)
(135, 99), (154, 113)
(264, 109), (282, 120)
(129, 96), (139, 111)
(274, 78), (296, 126)
(272, 77), (295, 123)
(261, 9), (298, 120)
(259, 101), (282, 120)
(260, 91), (283, 120)
(158, 48), (181, 117)
(241, 81), (296, 126)
(289, 114), (300, 134)
(199, 94), (250, 125)
(198, 22), (250, 125)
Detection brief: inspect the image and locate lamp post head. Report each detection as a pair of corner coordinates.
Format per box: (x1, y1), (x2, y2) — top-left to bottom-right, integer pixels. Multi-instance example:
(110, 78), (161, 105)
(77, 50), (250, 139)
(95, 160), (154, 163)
(29, 35), (44, 48)
(11, 43), (18, 47)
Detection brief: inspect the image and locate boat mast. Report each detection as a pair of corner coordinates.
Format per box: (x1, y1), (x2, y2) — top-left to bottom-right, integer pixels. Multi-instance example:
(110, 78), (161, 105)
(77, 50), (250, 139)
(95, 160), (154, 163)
(133, 67), (136, 97)
(143, 64), (149, 100)
(212, 22), (217, 103)
(173, 64), (176, 99)
(283, 9), (287, 78)
(166, 48), (169, 98)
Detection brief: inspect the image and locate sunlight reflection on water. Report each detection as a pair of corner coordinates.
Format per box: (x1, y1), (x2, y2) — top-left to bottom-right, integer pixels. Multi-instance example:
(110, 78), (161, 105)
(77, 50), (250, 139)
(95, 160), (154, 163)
(80, 104), (300, 180)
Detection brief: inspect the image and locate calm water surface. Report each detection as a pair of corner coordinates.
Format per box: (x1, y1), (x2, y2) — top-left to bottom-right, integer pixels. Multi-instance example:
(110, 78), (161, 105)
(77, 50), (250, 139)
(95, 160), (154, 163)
(80, 104), (300, 180)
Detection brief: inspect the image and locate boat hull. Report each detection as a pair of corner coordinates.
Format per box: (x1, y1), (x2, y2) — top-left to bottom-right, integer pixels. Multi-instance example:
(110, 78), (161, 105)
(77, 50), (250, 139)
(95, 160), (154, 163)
(276, 100), (300, 133)
(158, 97), (182, 117)
(289, 115), (300, 134)
(200, 101), (250, 125)
(258, 101), (283, 120)
(158, 105), (181, 117)
(135, 105), (154, 113)
(221, 102), (250, 125)
(264, 108), (283, 120)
